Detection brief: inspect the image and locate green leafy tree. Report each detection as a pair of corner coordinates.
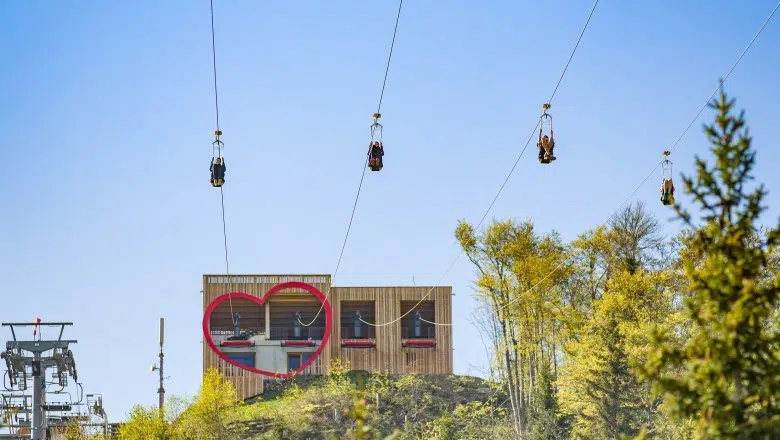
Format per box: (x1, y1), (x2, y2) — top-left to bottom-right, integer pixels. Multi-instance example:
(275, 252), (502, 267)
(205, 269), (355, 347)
(456, 219), (571, 438)
(174, 368), (241, 439)
(117, 404), (172, 440)
(607, 202), (666, 274)
(641, 88), (780, 438)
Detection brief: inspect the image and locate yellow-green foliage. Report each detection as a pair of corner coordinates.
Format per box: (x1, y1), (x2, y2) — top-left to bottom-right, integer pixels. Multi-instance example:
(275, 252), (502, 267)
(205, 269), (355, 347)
(173, 368), (240, 439)
(118, 368), (239, 440)
(558, 269), (680, 439)
(116, 404), (171, 440)
(456, 218), (572, 436)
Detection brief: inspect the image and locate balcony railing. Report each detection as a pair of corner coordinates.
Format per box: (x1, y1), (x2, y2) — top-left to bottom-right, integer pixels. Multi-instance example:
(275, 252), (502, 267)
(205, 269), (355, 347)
(340, 326), (376, 340)
(269, 326), (325, 341)
(210, 327), (265, 337)
(401, 326), (436, 339)
(210, 328), (265, 344)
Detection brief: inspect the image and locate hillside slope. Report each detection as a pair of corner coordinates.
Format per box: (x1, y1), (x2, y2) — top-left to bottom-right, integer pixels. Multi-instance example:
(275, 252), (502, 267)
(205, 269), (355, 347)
(228, 371), (512, 439)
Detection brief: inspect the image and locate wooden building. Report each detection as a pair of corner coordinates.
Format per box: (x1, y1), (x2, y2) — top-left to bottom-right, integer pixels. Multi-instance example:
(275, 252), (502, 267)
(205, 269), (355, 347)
(202, 274), (453, 399)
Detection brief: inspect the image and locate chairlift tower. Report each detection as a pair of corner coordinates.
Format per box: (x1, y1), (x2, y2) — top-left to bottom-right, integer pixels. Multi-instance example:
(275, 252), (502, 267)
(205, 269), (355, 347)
(1, 322), (77, 440)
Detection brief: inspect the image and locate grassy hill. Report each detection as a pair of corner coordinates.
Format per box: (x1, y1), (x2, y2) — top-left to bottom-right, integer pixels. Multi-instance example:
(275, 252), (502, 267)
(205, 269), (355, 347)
(228, 368), (512, 439)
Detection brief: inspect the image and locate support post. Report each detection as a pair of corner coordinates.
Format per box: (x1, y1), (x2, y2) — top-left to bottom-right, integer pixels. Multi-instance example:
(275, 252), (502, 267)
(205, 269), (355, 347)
(32, 353), (42, 440)
(265, 303), (270, 338)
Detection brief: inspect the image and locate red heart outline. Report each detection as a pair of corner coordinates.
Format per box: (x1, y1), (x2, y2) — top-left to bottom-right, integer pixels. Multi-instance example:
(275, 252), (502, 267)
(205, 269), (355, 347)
(202, 281), (332, 378)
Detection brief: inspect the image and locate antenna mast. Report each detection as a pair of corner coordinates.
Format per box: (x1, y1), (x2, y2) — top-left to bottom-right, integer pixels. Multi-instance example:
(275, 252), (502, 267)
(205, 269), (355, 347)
(158, 318), (165, 416)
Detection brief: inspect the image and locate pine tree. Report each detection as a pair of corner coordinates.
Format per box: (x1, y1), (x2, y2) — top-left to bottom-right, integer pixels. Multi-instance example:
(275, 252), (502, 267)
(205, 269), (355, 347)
(580, 318), (643, 440)
(529, 362), (570, 440)
(641, 87), (780, 438)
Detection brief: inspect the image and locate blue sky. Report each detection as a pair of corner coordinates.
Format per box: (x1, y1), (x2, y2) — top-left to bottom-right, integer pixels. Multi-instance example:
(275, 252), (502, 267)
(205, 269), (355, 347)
(1, 0), (778, 422)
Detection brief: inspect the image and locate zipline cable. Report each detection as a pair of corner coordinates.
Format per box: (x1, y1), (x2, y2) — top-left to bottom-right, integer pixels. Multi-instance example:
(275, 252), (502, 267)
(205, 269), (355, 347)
(361, 0), (601, 328)
(376, 0), (404, 116)
(210, 0), (221, 133)
(299, 0), (404, 327)
(210, 0), (234, 318)
(490, 0), (780, 314)
(548, 0), (600, 104)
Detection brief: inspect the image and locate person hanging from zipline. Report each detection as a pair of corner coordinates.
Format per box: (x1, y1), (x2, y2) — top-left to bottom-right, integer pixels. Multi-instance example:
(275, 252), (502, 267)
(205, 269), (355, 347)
(660, 151), (675, 205)
(210, 157), (226, 187)
(210, 130), (226, 187)
(660, 178), (675, 205)
(538, 103), (556, 164)
(368, 113), (384, 171)
(537, 133), (556, 163)
(368, 141), (384, 171)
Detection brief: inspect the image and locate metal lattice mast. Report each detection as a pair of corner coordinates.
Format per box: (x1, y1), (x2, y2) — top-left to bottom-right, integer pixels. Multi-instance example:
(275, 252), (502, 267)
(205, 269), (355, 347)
(2, 322), (78, 440)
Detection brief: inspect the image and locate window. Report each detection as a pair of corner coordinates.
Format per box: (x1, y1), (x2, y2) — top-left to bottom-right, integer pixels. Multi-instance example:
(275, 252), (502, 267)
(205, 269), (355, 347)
(287, 353), (313, 371)
(400, 301), (435, 339)
(270, 300), (326, 340)
(340, 301), (376, 339)
(287, 354), (300, 371)
(226, 352), (255, 368)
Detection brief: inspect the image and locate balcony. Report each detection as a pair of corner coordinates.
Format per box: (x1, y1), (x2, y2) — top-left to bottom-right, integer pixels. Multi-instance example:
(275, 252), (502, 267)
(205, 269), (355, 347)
(341, 326), (376, 348)
(400, 301), (436, 348)
(400, 326), (435, 339)
(341, 326), (376, 339)
(340, 300), (376, 347)
(268, 298), (326, 343)
(269, 326), (325, 341)
(208, 297), (266, 346)
(211, 328), (266, 347)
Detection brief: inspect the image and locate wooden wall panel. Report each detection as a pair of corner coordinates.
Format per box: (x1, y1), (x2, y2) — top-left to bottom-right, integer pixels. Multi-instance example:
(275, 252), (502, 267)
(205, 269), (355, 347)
(330, 286), (453, 375)
(203, 274), (333, 400)
(202, 275), (453, 400)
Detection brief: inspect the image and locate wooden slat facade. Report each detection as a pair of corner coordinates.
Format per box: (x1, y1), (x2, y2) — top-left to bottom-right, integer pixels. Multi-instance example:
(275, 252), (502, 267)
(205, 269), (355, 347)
(202, 274), (453, 400)
(328, 286), (453, 375)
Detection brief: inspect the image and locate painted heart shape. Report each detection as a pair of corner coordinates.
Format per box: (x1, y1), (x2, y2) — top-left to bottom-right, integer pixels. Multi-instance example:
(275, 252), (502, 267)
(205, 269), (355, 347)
(202, 281), (333, 378)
